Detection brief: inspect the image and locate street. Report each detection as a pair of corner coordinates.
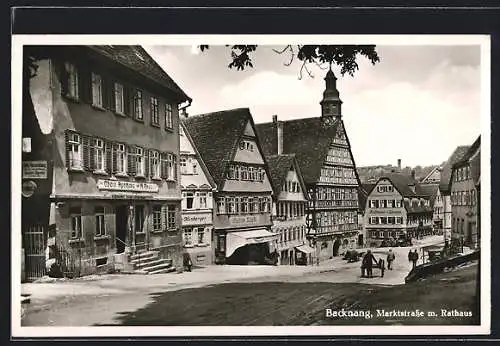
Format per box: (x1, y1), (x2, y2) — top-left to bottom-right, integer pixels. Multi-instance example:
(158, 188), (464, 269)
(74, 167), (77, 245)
(20, 236), (479, 326)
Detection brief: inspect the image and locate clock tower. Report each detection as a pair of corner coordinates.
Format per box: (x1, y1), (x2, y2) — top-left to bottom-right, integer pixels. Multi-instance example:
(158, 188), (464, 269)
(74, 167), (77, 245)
(320, 68), (343, 120)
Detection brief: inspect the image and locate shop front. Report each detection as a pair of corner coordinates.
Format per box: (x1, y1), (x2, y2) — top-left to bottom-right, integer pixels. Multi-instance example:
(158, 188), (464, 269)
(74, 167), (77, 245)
(181, 211), (214, 266)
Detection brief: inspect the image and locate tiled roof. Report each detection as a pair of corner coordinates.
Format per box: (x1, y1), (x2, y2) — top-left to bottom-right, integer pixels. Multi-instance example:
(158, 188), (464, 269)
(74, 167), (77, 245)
(382, 172), (418, 197)
(439, 145), (470, 192)
(361, 183), (376, 195)
(256, 117), (341, 184)
(265, 154), (308, 199)
(183, 108), (263, 189)
(87, 45), (191, 102)
(358, 186), (369, 213)
(404, 199), (433, 214)
(416, 183), (439, 206)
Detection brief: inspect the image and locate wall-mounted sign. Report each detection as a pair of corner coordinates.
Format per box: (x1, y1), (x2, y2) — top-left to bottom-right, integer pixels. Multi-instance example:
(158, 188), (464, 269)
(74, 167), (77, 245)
(22, 180), (37, 198)
(368, 209), (404, 215)
(229, 215), (257, 226)
(183, 213), (212, 226)
(22, 161), (48, 179)
(97, 179), (159, 193)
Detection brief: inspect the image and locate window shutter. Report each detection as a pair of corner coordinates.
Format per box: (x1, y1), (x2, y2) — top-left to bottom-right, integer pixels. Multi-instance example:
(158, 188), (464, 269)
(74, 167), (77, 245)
(123, 86), (131, 116)
(108, 79), (116, 112)
(161, 205), (167, 231)
(181, 192), (187, 209)
(173, 155), (178, 181)
(89, 137), (95, 171)
(82, 135), (90, 170)
(60, 61), (69, 96)
(101, 75), (109, 109)
(105, 141), (112, 174)
(64, 130), (71, 168)
(128, 146), (136, 176)
(111, 143), (117, 174)
(79, 65), (91, 103)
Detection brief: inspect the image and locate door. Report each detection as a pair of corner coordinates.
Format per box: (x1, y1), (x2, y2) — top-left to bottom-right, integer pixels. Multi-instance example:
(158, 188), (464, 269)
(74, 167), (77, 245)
(333, 238), (341, 256)
(115, 205), (128, 254)
(358, 234), (364, 247)
(22, 224), (46, 281)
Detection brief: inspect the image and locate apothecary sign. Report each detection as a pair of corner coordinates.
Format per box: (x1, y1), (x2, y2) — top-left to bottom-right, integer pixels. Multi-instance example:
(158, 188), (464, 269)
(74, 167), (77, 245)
(97, 179), (159, 193)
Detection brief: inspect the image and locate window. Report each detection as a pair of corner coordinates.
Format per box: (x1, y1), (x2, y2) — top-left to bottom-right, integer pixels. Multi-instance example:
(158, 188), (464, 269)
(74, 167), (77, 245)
(234, 165), (240, 180)
(94, 206), (106, 237)
(91, 73), (103, 107)
(197, 227), (205, 244)
(152, 206), (162, 232)
(180, 157), (188, 174)
(370, 216), (377, 224)
(387, 199), (394, 208)
(380, 217), (387, 225)
(241, 166), (248, 180)
(133, 90), (143, 120)
(186, 192), (195, 209)
(260, 197), (269, 213)
(471, 189), (476, 206)
(248, 197), (255, 213)
(150, 151), (161, 178)
(135, 147), (145, 176)
(65, 62), (79, 99)
(135, 205), (145, 233)
(70, 206), (82, 239)
(114, 83), (124, 114)
(252, 198), (259, 214)
(116, 144), (127, 175)
(395, 199), (402, 208)
(217, 197), (226, 214)
(150, 97), (159, 125)
(396, 217), (403, 224)
(93, 138), (105, 172)
(183, 228), (193, 246)
(199, 192), (207, 209)
(241, 197), (249, 213)
(68, 133), (82, 169)
(165, 103), (173, 129)
(167, 205), (176, 229)
(388, 217), (395, 225)
(192, 160), (198, 174)
(239, 141), (245, 150)
(228, 164), (235, 179)
(166, 153), (176, 179)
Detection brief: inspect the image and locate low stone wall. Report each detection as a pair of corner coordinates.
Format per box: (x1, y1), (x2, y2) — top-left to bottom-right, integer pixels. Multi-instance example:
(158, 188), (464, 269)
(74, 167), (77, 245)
(405, 250), (480, 283)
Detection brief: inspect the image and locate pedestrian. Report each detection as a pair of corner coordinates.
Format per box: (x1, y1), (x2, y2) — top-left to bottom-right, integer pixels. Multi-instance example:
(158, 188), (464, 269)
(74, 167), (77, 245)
(387, 249), (395, 270)
(362, 249), (377, 278)
(379, 258), (385, 277)
(411, 249), (419, 269)
(408, 249), (412, 263)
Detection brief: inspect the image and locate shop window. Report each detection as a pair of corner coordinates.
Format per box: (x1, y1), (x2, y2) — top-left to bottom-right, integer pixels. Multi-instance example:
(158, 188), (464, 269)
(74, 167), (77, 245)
(95, 206), (106, 237)
(67, 133), (83, 170)
(114, 82), (125, 115)
(135, 205), (145, 233)
(197, 227), (205, 245)
(184, 228), (193, 246)
(65, 62), (79, 99)
(199, 192), (207, 209)
(165, 103), (173, 129)
(70, 206), (82, 239)
(167, 205), (176, 229)
(91, 72), (103, 107)
(152, 206), (162, 232)
(150, 96), (159, 125)
(133, 89), (143, 120)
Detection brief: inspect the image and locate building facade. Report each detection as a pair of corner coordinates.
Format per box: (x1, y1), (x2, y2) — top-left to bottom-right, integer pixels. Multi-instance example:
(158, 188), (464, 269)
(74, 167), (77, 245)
(179, 122), (217, 266)
(183, 108), (276, 265)
(450, 136), (481, 250)
(266, 154), (312, 265)
(364, 174), (433, 246)
(257, 70), (362, 262)
(22, 45), (190, 279)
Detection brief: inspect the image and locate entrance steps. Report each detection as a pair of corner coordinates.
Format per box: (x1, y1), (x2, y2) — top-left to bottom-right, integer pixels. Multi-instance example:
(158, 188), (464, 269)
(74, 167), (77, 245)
(129, 250), (176, 275)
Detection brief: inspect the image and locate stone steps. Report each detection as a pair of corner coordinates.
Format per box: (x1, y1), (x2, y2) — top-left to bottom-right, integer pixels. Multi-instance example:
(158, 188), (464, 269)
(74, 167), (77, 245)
(129, 251), (175, 275)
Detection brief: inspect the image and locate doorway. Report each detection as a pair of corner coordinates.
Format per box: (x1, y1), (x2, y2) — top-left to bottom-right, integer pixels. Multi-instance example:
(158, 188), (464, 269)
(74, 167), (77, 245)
(333, 238), (341, 256)
(115, 205), (128, 254)
(358, 234), (364, 247)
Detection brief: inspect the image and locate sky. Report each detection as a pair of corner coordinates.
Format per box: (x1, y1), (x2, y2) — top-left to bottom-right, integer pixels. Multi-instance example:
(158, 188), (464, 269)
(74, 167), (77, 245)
(144, 44), (482, 168)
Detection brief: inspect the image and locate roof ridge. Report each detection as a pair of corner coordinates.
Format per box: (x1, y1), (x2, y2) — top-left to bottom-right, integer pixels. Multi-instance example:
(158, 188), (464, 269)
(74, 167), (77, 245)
(190, 107), (250, 118)
(256, 116), (326, 126)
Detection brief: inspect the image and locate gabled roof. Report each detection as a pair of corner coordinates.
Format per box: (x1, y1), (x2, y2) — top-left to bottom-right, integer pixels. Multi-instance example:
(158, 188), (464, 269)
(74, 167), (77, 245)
(358, 186), (370, 213)
(404, 199), (433, 214)
(416, 183), (439, 206)
(451, 136), (481, 186)
(420, 166), (441, 184)
(265, 154), (308, 200)
(256, 117), (342, 184)
(183, 108), (270, 190)
(382, 172), (418, 197)
(439, 145), (471, 193)
(87, 45), (191, 103)
(179, 121), (217, 190)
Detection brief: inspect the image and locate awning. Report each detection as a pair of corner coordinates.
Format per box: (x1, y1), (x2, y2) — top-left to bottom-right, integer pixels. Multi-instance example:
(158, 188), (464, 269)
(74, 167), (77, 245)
(295, 244), (315, 254)
(226, 229), (278, 258)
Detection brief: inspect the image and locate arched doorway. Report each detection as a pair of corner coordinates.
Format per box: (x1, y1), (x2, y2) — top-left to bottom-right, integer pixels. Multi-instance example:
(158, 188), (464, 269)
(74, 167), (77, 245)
(333, 238), (341, 257)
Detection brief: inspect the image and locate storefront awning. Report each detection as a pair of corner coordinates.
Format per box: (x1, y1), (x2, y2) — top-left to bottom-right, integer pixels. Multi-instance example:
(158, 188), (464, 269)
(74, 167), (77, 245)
(226, 229), (278, 258)
(295, 244), (315, 254)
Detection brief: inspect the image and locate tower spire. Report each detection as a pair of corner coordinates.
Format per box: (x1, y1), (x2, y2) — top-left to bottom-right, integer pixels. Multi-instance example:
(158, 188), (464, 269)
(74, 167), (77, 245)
(320, 66), (343, 120)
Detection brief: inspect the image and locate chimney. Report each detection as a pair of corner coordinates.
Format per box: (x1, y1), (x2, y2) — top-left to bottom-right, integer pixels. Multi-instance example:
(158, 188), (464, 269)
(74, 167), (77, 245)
(272, 115), (284, 155)
(397, 159), (401, 170)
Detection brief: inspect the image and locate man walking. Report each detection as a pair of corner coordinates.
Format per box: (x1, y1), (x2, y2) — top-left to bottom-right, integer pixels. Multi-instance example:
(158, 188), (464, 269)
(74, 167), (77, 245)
(411, 249), (419, 269)
(361, 249), (377, 278)
(387, 249), (395, 270)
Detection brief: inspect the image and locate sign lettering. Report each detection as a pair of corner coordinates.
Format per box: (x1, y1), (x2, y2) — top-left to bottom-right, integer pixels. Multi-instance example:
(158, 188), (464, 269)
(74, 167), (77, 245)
(229, 215), (257, 226)
(97, 179), (159, 193)
(183, 213), (212, 226)
(22, 161), (48, 179)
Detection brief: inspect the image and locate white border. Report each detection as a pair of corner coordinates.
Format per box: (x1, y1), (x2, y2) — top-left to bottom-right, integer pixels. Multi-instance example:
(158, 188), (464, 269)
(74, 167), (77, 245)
(11, 34), (491, 337)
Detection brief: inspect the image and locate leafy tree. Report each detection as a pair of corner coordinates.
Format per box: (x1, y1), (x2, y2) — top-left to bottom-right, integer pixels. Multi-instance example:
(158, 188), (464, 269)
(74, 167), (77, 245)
(199, 44), (380, 79)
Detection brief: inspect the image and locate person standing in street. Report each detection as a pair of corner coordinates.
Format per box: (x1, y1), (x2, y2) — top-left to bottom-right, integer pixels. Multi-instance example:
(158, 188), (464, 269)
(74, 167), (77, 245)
(387, 249), (395, 270)
(379, 258), (385, 277)
(411, 249), (419, 269)
(361, 249), (377, 278)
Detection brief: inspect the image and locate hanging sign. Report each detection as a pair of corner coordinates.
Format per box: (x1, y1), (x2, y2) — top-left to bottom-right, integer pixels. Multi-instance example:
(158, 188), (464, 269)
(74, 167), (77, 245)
(22, 180), (37, 198)
(22, 161), (48, 179)
(97, 179), (159, 193)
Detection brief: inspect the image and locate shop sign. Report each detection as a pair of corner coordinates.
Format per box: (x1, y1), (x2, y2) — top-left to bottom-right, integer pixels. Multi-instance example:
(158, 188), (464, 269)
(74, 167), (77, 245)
(183, 213), (212, 226)
(229, 215), (257, 226)
(22, 161), (48, 179)
(22, 180), (37, 198)
(97, 179), (159, 193)
(368, 209), (403, 214)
